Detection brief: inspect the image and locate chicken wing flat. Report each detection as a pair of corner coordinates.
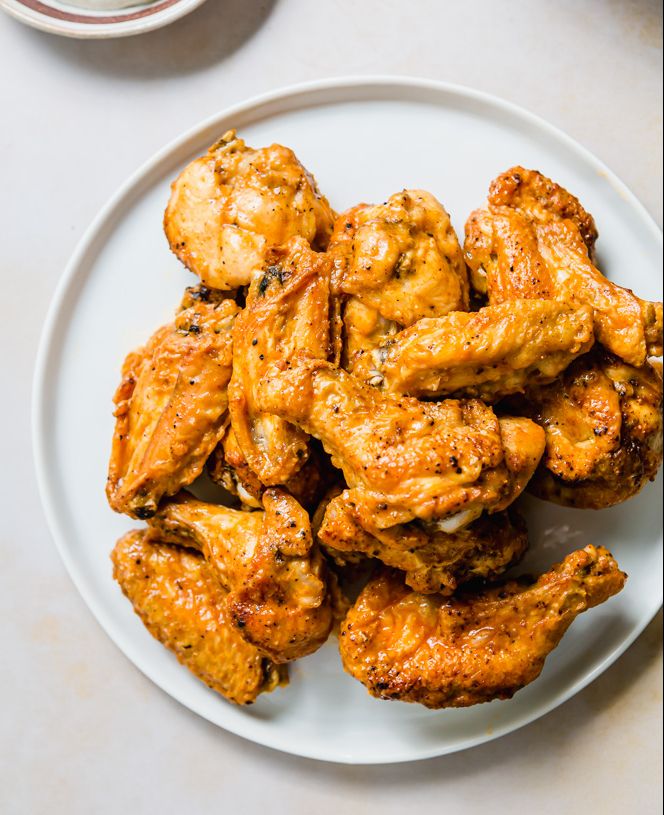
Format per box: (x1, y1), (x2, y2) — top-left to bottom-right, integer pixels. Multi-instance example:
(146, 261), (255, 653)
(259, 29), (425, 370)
(228, 236), (333, 486)
(111, 530), (285, 704)
(526, 351), (663, 508)
(164, 129), (335, 290)
(329, 190), (469, 373)
(147, 489), (334, 663)
(464, 166), (663, 366)
(256, 356), (545, 529)
(107, 296), (239, 519)
(317, 490), (528, 593)
(340, 545), (625, 708)
(366, 299), (594, 401)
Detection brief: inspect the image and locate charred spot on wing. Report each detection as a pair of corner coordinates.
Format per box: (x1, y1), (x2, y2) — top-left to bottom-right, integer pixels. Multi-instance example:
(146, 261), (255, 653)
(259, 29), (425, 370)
(187, 284), (213, 302)
(175, 316), (203, 336)
(134, 506), (157, 520)
(258, 264), (286, 296)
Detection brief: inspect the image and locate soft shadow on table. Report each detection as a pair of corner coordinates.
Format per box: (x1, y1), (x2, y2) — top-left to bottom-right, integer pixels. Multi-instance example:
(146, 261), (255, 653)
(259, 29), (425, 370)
(585, 0), (662, 47)
(17, 0), (277, 79)
(166, 609), (662, 784)
(605, 0), (662, 14)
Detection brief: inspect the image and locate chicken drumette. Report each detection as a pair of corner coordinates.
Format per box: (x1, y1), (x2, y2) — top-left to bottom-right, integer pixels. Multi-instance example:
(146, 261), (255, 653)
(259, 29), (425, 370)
(340, 545), (625, 708)
(464, 166), (662, 366)
(147, 489), (334, 663)
(164, 130), (335, 290)
(112, 530), (286, 704)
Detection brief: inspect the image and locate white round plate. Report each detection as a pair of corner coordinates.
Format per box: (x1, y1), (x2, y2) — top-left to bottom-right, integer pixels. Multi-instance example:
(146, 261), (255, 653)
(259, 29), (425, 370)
(0, 0), (206, 38)
(33, 77), (663, 764)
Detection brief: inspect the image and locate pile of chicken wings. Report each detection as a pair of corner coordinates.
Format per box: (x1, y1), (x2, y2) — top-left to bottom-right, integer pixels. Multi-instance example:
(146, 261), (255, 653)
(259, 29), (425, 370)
(107, 130), (662, 709)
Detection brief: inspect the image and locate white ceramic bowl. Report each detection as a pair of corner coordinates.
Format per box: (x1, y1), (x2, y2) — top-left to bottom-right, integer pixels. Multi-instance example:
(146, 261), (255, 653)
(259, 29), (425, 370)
(0, 0), (207, 38)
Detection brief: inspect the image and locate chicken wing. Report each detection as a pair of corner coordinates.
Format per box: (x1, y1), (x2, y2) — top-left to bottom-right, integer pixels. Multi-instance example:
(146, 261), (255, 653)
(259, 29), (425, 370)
(111, 530), (285, 704)
(526, 351), (663, 508)
(228, 236), (333, 486)
(340, 295), (400, 379)
(340, 545), (625, 708)
(256, 356), (545, 529)
(207, 425), (264, 508)
(164, 130), (335, 290)
(362, 299), (594, 401)
(329, 190), (469, 373)
(208, 425), (331, 511)
(107, 296), (239, 519)
(147, 489), (334, 663)
(317, 490), (528, 593)
(464, 166), (663, 366)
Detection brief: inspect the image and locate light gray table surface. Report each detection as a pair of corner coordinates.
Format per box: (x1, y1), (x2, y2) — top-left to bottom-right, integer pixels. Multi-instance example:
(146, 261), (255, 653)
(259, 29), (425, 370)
(1, 1), (661, 812)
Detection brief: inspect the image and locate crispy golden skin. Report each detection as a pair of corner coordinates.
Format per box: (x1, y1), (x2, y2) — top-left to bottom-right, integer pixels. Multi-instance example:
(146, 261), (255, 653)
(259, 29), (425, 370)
(526, 351), (663, 508)
(329, 191), (469, 374)
(228, 237), (333, 486)
(147, 489), (334, 663)
(256, 356), (545, 529)
(339, 296), (400, 379)
(464, 166), (663, 366)
(164, 130), (335, 290)
(111, 530), (285, 704)
(107, 297), (239, 519)
(318, 490), (528, 593)
(331, 190), (469, 323)
(208, 425), (331, 511)
(207, 425), (265, 508)
(367, 299), (594, 401)
(340, 545), (625, 708)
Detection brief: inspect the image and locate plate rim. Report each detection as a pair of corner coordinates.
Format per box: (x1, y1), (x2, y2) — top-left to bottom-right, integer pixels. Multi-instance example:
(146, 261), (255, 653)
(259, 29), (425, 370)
(32, 75), (664, 764)
(0, 0), (208, 38)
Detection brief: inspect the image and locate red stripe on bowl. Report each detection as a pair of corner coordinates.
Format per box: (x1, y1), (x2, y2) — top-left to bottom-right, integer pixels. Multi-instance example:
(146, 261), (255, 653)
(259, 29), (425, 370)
(15, 0), (181, 23)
